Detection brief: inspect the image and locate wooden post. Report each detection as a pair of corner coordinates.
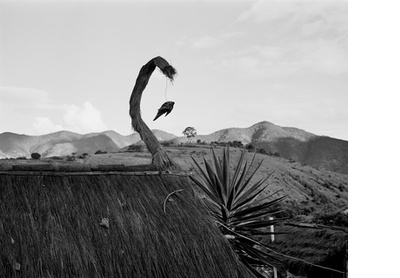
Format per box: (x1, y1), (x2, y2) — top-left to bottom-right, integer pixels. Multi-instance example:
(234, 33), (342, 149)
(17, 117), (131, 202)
(270, 216), (278, 278)
(270, 216), (275, 243)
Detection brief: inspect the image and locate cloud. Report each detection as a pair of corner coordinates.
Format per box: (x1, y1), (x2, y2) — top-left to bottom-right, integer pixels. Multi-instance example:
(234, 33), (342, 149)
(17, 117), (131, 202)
(176, 32), (244, 50)
(238, 0), (298, 23)
(0, 87), (108, 134)
(62, 102), (107, 134)
(197, 0), (347, 77)
(238, 0), (347, 24)
(230, 56), (261, 70)
(213, 36), (346, 78)
(32, 117), (64, 135)
(192, 36), (221, 49)
(30, 102), (108, 134)
(238, 0), (347, 41)
(0, 86), (55, 111)
(30, 102), (108, 135)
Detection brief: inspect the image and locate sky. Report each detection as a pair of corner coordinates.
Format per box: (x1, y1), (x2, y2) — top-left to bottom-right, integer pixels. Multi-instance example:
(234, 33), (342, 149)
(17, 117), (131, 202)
(0, 0), (347, 140)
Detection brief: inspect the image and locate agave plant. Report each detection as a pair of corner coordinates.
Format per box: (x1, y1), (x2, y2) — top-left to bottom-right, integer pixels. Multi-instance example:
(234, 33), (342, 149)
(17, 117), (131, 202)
(190, 147), (286, 278)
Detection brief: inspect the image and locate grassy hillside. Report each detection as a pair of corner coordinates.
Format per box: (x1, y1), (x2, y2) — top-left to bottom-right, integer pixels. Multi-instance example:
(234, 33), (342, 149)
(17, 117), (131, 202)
(1, 145), (347, 219)
(166, 146), (347, 216)
(170, 122), (347, 174)
(253, 136), (348, 174)
(304, 137), (348, 174)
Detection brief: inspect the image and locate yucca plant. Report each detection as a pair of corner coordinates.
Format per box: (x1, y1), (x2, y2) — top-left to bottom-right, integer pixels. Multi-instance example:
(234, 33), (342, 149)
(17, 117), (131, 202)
(190, 147), (286, 278)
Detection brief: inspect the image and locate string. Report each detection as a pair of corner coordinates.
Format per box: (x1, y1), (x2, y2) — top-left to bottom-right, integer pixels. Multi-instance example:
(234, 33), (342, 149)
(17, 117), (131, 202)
(165, 77), (168, 102)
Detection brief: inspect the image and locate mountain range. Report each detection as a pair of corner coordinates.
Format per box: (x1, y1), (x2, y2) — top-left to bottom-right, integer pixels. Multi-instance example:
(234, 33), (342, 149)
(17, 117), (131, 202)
(0, 121), (347, 174)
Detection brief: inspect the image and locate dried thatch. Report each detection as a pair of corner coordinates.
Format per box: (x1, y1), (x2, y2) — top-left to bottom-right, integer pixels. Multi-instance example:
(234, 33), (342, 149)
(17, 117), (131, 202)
(129, 56), (179, 171)
(0, 170), (253, 278)
(269, 223), (347, 278)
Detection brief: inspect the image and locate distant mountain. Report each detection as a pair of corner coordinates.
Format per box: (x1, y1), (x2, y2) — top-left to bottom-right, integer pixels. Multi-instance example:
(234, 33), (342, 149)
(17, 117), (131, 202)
(0, 121), (347, 174)
(0, 130), (177, 158)
(173, 121), (347, 174)
(180, 121), (316, 144)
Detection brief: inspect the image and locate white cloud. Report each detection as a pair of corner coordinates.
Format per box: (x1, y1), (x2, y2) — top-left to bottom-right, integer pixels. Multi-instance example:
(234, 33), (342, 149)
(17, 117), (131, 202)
(238, 0), (298, 23)
(238, 0), (347, 39)
(0, 86), (55, 110)
(201, 0), (347, 77)
(192, 36), (221, 49)
(0, 87), (108, 134)
(32, 117), (64, 135)
(212, 24), (346, 77)
(31, 101), (108, 134)
(62, 102), (107, 134)
(177, 32), (244, 50)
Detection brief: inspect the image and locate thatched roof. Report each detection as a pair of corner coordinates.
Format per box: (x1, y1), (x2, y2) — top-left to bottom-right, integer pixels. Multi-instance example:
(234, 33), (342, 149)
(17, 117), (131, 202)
(0, 167), (253, 277)
(268, 223), (347, 278)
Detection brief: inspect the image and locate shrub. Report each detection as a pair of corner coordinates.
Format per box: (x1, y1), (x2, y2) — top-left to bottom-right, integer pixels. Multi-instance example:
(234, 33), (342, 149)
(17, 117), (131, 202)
(228, 141), (243, 148)
(258, 148), (266, 154)
(76, 153), (89, 159)
(31, 153), (41, 160)
(161, 141), (172, 147)
(191, 147), (286, 277)
(127, 144), (145, 152)
(50, 156), (63, 160)
(245, 144), (255, 152)
(314, 209), (348, 227)
(66, 156), (76, 161)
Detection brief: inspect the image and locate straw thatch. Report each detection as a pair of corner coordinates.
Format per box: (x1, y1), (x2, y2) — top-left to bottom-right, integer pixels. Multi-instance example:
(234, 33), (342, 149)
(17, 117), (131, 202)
(268, 223), (347, 278)
(0, 170), (253, 278)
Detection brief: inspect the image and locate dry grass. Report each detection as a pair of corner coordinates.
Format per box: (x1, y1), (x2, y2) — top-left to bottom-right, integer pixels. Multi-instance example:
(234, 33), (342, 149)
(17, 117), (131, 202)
(0, 146), (348, 215)
(0, 173), (252, 278)
(269, 224), (347, 276)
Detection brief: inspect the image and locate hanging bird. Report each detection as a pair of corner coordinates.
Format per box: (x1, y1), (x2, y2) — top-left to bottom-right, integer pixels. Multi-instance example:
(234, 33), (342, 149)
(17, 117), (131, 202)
(153, 101), (175, 121)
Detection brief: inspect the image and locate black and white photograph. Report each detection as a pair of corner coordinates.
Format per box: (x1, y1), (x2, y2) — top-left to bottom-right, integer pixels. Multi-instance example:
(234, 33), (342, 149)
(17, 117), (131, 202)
(1, 0), (353, 277)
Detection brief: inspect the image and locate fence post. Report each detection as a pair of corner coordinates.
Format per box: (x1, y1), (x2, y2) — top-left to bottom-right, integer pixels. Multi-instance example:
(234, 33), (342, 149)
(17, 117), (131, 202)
(270, 217), (278, 278)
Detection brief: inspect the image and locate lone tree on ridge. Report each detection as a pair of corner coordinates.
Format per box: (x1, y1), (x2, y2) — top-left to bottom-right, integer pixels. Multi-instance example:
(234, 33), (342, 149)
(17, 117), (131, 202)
(182, 127), (197, 143)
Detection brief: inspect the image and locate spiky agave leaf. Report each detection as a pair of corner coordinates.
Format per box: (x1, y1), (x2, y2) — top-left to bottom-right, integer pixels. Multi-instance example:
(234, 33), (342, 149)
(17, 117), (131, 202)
(191, 147), (286, 275)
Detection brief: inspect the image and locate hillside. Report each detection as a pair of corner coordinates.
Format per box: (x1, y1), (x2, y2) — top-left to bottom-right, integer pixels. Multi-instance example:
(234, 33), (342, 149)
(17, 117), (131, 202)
(169, 147), (347, 216)
(173, 121), (316, 145)
(174, 121), (348, 174)
(0, 146), (348, 218)
(253, 136), (348, 174)
(0, 121), (347, 173)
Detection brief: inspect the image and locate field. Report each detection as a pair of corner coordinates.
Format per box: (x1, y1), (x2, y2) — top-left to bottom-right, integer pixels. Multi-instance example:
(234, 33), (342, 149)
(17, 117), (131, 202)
(0, 145), (348, 219)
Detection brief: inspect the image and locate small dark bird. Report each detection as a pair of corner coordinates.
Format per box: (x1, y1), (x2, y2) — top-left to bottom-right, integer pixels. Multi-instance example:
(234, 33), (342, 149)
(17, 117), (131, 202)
(153, 101), (175, 121)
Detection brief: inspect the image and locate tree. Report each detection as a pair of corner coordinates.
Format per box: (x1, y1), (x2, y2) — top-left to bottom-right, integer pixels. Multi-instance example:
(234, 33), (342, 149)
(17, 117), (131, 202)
(258, 148), (267, 154)
(182, 127), (197, 143)
(129, 56), (180, 171)
(31, 153), (41, 160)
(246, 144), (255, 152)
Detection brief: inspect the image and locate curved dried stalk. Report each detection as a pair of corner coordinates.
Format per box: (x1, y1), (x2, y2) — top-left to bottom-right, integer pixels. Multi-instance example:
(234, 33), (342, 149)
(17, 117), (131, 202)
(129, 56), (180, 171)
(163, 189), (184, 214)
